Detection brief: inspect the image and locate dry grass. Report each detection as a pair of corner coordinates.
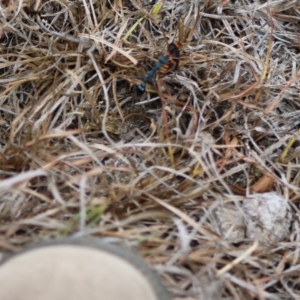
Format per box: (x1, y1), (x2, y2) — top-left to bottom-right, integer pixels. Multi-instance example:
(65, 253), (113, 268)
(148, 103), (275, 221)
(1, 0), (300, 299)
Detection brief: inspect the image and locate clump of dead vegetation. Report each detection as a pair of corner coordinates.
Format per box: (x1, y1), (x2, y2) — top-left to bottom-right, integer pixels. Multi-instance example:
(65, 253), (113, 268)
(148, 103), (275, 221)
(1, 0), (300, 299)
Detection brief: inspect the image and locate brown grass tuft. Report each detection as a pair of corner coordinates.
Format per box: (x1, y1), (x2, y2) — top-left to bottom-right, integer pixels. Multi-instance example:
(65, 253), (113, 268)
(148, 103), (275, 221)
(1, 0), (300, 298)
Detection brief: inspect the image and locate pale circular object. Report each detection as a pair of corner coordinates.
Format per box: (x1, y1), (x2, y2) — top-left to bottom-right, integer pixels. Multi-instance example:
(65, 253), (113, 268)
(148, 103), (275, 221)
(0, 239), (171, 300)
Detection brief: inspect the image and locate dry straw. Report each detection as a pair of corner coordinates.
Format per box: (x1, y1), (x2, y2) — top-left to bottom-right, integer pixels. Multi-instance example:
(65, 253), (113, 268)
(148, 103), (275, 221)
(1, 0), (300, 298)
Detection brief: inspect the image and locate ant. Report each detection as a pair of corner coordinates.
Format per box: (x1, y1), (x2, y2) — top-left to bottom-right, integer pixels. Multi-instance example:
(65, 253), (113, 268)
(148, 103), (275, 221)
(135, 7), (200, 95)
(136, 41), (182, 94)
